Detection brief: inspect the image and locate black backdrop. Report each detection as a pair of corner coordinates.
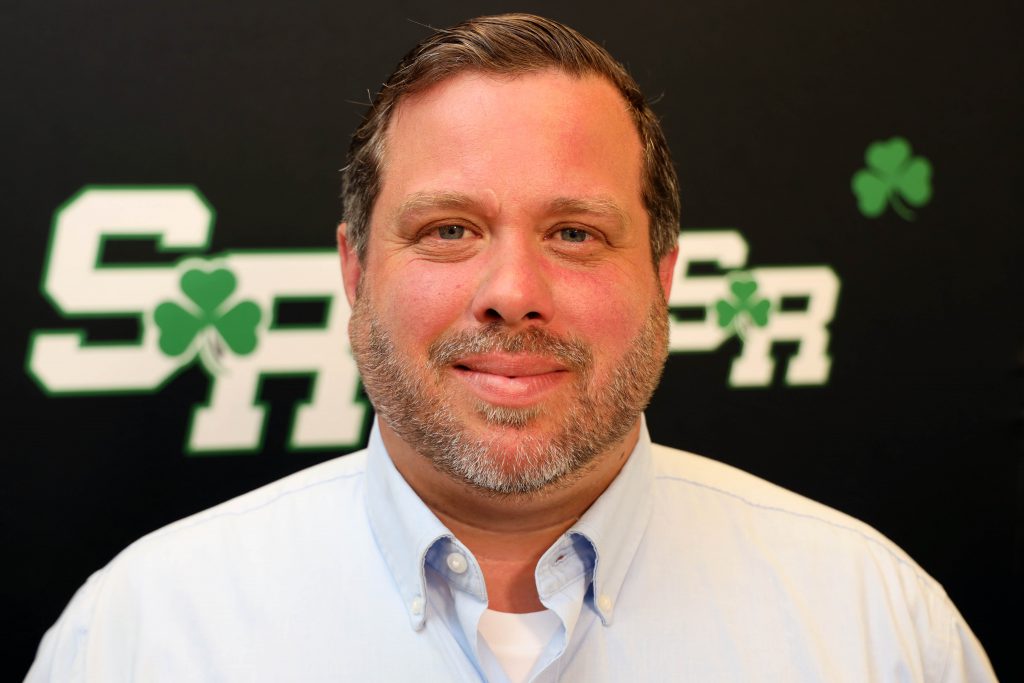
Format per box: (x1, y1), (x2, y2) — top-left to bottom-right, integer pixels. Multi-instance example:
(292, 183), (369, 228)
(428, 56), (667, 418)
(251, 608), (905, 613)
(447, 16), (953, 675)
(4, 0), (1021, 679)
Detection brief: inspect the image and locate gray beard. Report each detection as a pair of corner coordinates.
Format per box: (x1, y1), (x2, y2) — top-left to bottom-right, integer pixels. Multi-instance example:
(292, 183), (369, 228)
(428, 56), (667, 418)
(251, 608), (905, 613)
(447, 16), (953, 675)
(349, 291), (669, 496)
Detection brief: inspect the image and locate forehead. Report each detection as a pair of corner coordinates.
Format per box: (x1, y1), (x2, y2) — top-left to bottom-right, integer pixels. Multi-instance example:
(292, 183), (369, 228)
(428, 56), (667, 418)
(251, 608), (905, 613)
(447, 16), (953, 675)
(375, 69), (645, 220)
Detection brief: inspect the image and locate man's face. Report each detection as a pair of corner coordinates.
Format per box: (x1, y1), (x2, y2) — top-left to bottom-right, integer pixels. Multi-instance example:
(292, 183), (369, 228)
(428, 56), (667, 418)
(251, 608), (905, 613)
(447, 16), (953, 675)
(342, 70), (677, 494)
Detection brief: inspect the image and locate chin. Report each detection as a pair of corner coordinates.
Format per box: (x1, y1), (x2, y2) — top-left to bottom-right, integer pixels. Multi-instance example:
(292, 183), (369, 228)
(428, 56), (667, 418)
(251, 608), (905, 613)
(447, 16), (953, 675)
(471, 401), (546, 429)
(435, 410), (583, 493)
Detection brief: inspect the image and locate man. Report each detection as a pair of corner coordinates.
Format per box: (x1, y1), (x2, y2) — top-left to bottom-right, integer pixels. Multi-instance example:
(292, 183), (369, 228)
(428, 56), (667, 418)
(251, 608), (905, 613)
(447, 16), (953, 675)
(28, 14), (995, 682)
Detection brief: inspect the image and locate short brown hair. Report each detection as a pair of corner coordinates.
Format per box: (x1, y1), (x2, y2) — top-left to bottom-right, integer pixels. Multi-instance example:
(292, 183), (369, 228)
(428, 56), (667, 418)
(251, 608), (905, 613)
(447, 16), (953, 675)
(341, 13), (680, 264)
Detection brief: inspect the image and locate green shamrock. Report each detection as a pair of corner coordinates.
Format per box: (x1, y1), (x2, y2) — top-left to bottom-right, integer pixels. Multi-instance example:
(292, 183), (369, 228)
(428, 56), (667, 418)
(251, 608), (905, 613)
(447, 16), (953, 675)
(715, 277), (770, 339)
(154, 267), (261, 362)
(851, 136), (932, 220)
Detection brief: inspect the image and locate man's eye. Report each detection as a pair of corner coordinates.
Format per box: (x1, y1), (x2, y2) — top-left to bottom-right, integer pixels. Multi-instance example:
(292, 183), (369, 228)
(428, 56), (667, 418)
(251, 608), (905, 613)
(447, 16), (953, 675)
(559, 227), (589, 243)
(436, 225), (466, 240)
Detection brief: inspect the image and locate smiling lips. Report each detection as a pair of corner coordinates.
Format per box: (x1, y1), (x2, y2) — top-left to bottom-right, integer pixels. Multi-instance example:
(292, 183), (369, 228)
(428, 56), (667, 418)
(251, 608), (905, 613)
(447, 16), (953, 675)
(451, 353), (570, 407)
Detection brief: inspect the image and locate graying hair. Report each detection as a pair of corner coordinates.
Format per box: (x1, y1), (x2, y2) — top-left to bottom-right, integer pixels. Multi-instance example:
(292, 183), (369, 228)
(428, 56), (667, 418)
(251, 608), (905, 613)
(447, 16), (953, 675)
(340, 13), (680, 264)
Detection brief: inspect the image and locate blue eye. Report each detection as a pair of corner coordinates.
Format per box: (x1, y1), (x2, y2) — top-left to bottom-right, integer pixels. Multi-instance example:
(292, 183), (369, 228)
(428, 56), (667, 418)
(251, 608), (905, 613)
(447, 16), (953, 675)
(559, 227), (588, 243)
(437, 225), (465, 240)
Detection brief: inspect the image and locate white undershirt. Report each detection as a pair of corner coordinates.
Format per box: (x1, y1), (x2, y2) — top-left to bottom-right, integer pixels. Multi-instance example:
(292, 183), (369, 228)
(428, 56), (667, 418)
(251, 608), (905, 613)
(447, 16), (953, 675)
(477, 608), (562, 683)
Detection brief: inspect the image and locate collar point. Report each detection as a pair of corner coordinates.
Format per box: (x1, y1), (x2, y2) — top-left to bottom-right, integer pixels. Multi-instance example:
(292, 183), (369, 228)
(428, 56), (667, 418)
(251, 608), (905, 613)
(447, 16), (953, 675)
(595, 592), (615, 626)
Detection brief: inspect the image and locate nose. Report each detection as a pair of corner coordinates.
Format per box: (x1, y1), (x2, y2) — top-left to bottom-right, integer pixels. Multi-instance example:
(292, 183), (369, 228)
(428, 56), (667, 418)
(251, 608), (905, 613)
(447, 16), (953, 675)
(470, 237), (554, 327)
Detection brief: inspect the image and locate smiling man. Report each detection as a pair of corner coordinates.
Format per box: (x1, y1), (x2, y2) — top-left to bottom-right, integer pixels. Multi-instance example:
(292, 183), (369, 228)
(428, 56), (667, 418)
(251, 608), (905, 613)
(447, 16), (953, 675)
(27, 14), (995, 683)
(340, 65), (673, 619)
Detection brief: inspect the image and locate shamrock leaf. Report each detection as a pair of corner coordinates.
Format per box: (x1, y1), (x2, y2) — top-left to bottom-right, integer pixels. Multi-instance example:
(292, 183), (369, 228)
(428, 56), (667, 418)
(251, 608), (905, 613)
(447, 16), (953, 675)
(154, 301), (204, 356)
(215, 301), (261, 355)
(852, 136), (933, 221)
(154, 266), (262, 366)
(180, 269), (236, 314)
(715, 276), (771, 340)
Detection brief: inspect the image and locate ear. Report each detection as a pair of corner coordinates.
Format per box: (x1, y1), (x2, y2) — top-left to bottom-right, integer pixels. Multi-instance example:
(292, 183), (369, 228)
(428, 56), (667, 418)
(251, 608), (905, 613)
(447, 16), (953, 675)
(337, 222), (362, 307)
(657, 245), (679, 299)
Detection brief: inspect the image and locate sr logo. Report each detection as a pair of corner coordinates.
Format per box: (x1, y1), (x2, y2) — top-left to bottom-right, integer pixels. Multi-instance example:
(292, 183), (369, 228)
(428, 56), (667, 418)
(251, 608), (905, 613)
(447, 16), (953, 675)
(27, 187), (839, 454)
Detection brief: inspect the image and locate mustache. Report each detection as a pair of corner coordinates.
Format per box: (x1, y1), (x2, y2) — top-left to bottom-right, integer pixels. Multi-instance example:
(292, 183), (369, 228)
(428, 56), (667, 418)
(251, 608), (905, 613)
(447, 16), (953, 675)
(427, 324), (592, 372)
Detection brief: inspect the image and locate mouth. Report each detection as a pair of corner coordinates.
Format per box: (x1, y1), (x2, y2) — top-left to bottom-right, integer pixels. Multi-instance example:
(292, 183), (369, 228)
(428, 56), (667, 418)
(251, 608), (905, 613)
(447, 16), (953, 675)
(450, 353), (570, 407)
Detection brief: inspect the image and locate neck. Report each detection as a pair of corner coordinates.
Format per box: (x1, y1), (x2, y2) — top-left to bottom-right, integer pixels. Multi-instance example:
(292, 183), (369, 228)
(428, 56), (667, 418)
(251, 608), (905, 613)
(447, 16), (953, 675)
(379, 419), (641, 613)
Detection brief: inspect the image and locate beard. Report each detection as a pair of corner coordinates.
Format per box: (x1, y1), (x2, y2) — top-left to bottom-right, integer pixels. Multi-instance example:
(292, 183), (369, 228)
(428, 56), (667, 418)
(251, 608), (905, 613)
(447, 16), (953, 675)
(349, 288), (669, 496)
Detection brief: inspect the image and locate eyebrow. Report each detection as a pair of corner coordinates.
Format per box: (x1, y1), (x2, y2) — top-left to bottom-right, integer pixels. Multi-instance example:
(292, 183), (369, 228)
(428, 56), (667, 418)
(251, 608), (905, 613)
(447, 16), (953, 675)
(546, 196), (630, 227)
(392, 191), (476, 222)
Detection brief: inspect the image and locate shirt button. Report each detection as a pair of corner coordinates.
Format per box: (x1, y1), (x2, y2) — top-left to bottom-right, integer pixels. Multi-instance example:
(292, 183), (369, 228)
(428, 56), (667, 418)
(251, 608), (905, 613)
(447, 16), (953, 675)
(446, 552), (468, 574)
(410, 596), (425, 616)
(597, 594), (613, 612)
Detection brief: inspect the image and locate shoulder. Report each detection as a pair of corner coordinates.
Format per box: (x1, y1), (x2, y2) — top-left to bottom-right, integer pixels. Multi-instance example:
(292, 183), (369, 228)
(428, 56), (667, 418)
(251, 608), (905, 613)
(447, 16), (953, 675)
(26, 450), (375, 682)
(89, 449), (370, 601)
(646, 441), (949, 618)
(105, 449), (372, 582)
(642, 443), (996, 680)
(95, 446), (369, 573)
(647, 444), (955, 658)
(134, 448), (369, 546)
(649, 441), (907, 557)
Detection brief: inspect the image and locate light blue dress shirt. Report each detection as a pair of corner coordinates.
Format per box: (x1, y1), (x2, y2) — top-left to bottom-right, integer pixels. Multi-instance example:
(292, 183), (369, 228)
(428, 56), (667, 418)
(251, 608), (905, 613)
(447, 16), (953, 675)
(27, 419), (996, 681)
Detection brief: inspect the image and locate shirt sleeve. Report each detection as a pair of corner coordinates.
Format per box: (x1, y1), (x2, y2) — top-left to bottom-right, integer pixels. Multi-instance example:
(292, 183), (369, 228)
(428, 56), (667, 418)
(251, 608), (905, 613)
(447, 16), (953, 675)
(23, 569), (107, 683)
(935, 606), (999, 683)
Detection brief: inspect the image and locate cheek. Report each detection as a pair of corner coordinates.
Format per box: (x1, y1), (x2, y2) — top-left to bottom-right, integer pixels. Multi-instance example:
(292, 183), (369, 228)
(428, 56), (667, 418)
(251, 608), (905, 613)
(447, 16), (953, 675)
(553, 268), (653, 345)
(372, 263), (473, 343)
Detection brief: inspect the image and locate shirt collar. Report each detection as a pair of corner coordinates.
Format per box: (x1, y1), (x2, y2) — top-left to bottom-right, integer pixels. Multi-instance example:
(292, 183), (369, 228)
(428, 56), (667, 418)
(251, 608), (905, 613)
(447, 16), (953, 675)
(364, 416), (655, 630)
(364, 421), (451, 631)
(554, 415), (654, 626)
